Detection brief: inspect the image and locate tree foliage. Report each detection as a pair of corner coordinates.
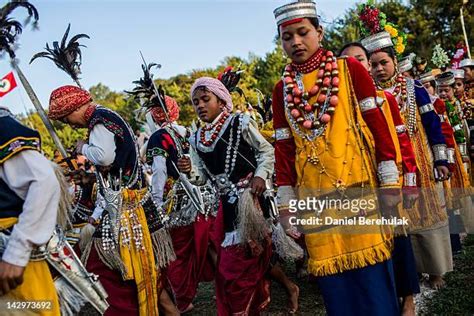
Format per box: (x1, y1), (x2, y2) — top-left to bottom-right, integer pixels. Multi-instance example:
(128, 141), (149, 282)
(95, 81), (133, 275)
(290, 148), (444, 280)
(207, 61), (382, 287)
(325, 0), (473, 60)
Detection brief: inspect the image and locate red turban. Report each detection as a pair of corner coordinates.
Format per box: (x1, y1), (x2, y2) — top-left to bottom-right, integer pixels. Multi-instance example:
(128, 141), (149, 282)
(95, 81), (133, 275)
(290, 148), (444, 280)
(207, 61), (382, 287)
(48, 85), (92, 120)
(150, 95), (180, 124)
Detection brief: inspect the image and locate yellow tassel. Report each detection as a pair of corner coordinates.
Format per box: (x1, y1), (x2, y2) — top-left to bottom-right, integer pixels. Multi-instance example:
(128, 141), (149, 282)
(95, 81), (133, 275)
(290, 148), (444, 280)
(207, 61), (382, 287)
(307, 240), (392, 277)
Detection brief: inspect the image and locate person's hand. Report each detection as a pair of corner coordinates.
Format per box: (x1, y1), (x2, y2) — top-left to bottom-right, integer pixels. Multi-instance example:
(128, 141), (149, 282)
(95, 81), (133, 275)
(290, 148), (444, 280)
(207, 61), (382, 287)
(435, 165), (450, 181)
(250, 176), (266, 196)
(177, 156), (191, 173)
(462, 156), (470, 163)
(74, 140), (87, 156)
(0, 261), (25, 296)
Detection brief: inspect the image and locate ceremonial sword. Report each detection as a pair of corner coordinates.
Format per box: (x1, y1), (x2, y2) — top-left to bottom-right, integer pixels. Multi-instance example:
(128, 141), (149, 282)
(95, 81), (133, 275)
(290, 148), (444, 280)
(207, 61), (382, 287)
(139, 52), (205, 214)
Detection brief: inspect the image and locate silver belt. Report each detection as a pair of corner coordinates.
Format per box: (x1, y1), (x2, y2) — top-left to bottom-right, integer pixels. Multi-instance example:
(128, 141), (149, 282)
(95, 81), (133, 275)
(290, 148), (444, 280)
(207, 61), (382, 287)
(175, 182), (217, 196)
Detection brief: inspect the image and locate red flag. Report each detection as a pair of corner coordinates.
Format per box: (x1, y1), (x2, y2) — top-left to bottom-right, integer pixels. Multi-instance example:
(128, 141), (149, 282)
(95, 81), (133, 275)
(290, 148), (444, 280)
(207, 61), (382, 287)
(0, 72), (17, 97)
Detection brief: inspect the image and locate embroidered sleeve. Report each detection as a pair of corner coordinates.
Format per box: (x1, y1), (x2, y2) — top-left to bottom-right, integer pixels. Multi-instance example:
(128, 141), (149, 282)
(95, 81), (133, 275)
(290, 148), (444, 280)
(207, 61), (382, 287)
(146, 147), (168, 163)
(415, 83), (446, 147)
(146, 131), (170, 163)
(433, 98), (456, 149)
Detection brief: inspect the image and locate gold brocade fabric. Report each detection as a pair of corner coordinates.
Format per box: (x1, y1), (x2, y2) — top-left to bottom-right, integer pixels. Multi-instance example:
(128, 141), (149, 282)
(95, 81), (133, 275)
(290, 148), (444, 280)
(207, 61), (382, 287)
(120, 188), (160, 316)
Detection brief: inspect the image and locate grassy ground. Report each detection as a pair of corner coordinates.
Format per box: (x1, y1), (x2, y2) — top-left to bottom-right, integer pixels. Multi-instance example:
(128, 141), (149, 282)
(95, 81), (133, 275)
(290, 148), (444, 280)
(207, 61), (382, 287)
(189, 264), (326, 315)
(79, 261), (326, 316)
(80, 236), (474, 315)
(421, 234), (474, 315)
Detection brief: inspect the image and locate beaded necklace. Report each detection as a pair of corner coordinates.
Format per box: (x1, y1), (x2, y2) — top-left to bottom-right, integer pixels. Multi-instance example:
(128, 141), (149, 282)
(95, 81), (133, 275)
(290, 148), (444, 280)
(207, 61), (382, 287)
(401, 79), (418, 137)
(223, 114), (243, 177)
(197, 114), (247, 201)
(71, 187), (93, 222)
(283, 49), (340, 140)
(377, 75), (417, 136)
(290, 49), (324, 74)
(199, 111), (230, 147)
(378, 73), (407, 105)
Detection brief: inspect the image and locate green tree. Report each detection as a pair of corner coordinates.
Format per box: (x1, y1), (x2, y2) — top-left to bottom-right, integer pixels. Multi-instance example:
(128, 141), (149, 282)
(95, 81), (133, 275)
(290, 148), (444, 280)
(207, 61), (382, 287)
(324, 0), (473, 63)
(21, 111), (86, 158)
(254, 42), (288, 97)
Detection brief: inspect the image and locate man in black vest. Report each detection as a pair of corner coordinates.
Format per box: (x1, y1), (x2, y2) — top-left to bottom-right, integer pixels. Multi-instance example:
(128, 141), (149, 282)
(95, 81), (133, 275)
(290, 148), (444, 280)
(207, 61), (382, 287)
(0, 106), (61, 313)
(48, 85), (176, 316)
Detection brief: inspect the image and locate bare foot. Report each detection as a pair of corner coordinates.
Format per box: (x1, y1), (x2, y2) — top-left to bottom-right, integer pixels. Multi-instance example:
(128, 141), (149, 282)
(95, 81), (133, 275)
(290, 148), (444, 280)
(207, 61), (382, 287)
(182, 303), (194, 314)
(159, 289), (180, 316)
(287, 283), (299, 314)
(428, 275), (445, 290)
(401, 295), (415, 316)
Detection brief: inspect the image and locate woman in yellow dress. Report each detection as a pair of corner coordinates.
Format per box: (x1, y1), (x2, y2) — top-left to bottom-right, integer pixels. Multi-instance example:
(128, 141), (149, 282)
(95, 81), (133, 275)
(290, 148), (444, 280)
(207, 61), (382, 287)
(272, 1), (401, 314)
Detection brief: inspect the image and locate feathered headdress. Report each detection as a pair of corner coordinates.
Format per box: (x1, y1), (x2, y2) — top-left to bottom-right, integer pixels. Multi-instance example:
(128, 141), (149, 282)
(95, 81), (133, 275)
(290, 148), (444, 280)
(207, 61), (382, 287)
(217, 65), (244, 95)
(30, 24), (89, 88)
(0, 0), (38, 59)
(358, 0), (407, 56)
(218, 64), (256, 113)
(126, 61), (166, 110)
(254, 90), (273, 124)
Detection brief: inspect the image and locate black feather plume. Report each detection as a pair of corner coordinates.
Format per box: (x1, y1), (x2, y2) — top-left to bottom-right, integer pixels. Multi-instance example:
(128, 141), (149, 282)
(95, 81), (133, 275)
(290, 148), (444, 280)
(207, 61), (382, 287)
(263, 97), (273, 122)
(218, 66), (243, 94)
(0, 1), (39, 59)
(30, 23), (89, 87)
(126, 62), (166, 110)
(254, 90), (273, 123)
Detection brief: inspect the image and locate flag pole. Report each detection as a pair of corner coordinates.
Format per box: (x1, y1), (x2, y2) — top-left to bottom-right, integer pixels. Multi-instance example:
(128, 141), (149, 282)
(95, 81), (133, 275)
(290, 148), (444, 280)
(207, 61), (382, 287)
(460, 0), (471, 59)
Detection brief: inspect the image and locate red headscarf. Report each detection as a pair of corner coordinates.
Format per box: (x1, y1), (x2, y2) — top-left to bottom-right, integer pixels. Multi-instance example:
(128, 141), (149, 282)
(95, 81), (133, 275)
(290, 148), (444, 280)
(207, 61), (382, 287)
(48, 85), (92, 120)
(150, 95), (180, 124)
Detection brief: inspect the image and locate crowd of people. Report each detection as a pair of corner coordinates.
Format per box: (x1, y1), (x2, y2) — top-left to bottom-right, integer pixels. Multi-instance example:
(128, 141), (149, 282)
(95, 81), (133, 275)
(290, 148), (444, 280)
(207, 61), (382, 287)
(1, 1), (473, 315)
